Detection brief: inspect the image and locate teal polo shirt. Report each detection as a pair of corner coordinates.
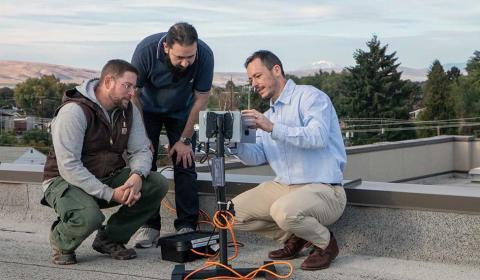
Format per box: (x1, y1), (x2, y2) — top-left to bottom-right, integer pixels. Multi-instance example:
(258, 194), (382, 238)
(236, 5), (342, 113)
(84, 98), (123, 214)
(131, 32), (214, 119)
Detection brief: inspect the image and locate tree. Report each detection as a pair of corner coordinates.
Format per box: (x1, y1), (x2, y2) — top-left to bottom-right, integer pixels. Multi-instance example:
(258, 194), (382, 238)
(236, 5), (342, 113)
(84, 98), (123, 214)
(14, 75), (70, 117)
(288, 70), (350, 115)
(0, 87), (15, 108)
(447, 66), (462, 82)
(453, 51), (480, 135)
(418, 60), (456, 137)
(238, 86), (270, 112)
(465, 50), (480, 76)
(341, 35), (417, 144)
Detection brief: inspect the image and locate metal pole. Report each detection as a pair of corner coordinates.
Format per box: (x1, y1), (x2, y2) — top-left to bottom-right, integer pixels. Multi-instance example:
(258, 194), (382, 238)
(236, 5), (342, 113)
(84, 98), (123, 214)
(214, 114), (228, 265)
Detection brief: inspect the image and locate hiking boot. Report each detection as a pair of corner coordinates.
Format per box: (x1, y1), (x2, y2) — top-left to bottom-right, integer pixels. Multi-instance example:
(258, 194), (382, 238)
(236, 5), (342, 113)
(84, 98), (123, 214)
(268, 234), (310, 260)
(300, 231), (339, 270)
(92, 228), (137, 260)
(49, 229), (77, 265)
(134, 226), (160, 248)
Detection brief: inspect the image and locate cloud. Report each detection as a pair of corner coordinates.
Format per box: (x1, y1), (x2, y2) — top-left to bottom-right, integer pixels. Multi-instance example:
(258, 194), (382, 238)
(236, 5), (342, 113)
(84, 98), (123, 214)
(1, 0), (479, 71)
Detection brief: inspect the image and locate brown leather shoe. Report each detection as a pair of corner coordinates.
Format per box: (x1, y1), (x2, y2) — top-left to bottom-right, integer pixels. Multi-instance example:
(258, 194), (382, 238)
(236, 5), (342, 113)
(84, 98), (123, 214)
(300, 231), (339, 271)
(268, 235), (310, 260)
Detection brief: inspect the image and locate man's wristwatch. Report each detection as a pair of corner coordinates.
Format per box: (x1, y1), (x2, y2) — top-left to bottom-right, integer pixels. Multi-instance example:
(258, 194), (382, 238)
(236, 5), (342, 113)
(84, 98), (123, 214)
(180, 136), (192, 145)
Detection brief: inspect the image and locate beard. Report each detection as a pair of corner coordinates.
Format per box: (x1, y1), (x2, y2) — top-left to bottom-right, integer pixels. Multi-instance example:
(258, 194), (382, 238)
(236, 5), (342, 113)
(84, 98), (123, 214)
(165, 53), (192, 79)
(109, 94), (130, 110)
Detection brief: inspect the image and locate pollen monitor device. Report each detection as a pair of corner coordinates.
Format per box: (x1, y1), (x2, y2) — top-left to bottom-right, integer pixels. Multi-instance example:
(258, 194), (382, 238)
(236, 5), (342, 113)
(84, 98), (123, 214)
(198, 111), (256, 143)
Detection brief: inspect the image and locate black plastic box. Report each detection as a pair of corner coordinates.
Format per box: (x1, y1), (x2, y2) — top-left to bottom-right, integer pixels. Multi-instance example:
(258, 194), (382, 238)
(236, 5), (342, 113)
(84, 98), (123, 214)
(157, 231), (220, 263)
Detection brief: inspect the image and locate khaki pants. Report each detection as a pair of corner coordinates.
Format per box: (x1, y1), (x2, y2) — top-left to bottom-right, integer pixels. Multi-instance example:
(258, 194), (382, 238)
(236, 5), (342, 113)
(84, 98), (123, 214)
(232, 181), (346, 249)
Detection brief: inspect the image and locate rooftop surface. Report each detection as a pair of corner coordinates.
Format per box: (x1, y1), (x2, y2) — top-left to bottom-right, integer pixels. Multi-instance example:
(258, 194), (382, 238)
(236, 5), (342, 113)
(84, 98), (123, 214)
(2, 136), (480, 279)
(1, 176), (480, 279)
(2, 216), (480, 280)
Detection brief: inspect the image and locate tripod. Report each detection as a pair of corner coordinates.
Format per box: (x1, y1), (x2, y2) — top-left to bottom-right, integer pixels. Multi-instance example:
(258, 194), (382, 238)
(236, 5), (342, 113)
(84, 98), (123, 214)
(171, 112), (277, 279)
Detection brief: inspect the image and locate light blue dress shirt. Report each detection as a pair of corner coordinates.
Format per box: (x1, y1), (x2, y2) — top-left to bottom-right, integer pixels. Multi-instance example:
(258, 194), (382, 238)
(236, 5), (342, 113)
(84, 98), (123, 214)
(236, 79), (347, 185)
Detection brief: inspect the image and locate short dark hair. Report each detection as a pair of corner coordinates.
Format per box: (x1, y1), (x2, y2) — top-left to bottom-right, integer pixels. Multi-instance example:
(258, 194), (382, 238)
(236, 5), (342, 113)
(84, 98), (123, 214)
(100, 59), (138, 82)
(166, 22), (198, 47)
(244, 50), (285, 77)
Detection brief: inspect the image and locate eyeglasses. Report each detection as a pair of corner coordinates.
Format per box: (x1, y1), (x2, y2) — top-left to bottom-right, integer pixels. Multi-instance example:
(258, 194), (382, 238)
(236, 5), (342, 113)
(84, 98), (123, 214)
(120, 82), (137, 92)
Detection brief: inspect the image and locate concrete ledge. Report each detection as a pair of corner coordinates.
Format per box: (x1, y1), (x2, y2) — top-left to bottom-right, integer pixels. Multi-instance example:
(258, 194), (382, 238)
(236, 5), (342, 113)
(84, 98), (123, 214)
(2, 164), (480, 214)
(345, 180), (480, 214)
(346, 135), (475, 155)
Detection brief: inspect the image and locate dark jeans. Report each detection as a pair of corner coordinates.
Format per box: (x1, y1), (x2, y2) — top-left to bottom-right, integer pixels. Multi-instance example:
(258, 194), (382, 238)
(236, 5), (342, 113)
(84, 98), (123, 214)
(143, 111), (199, 231)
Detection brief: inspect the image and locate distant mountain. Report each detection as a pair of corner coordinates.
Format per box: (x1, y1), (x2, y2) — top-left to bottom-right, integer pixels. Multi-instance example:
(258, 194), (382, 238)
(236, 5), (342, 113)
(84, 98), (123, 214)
(294, 60), (431, 82)
(0, 60), (248, 88)
(0, 60), (99, 87)
(212, 72), (248, 87)
(0, 59), (467, 88)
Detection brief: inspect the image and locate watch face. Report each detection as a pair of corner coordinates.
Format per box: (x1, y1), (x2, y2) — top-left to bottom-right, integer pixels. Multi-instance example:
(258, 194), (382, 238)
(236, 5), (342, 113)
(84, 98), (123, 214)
(182, 137), (191, 145)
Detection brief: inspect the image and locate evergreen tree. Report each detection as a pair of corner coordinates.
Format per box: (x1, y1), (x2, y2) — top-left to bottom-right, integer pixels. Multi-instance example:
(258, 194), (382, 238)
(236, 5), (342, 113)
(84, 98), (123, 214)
(341, 35), (416, 144)
(418, 60), (456, 136)
(343, 35), (409, 118)
(465, 50), (480, 76)
(455, 51), (480, 135)
(447, 66), (462, 82)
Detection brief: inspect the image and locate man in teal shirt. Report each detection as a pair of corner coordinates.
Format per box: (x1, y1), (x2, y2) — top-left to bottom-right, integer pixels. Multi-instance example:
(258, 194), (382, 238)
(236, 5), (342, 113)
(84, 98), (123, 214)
(131, 22), (214, 247)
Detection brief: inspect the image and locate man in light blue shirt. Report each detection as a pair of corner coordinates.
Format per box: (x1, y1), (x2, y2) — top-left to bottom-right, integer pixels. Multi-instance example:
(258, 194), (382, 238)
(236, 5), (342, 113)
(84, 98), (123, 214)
(232, 50), (347, 271)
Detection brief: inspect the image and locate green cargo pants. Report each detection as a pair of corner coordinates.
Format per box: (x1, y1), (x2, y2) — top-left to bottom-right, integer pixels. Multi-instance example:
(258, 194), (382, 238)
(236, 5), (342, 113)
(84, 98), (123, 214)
(44, 168), (168, 252)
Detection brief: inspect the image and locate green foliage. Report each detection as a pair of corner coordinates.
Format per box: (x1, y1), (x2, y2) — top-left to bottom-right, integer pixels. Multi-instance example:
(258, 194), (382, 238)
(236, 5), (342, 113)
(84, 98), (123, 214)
(14, 75), (73, 117)
(208, 82), (270, 113)
(343, 36), (407, 118)
(452, 52), (480, 135)
(22, 129), (51, 146)
(466, 50), (480, 76)
(0, 131), (17, 146)
(289, 70), (350, 115)
(238, 88), (270, 112)
(418, 60), (456, 137)
(0, 87), (15, 108)
(341, 35), (417, 144)
(447, 66), (462, 82)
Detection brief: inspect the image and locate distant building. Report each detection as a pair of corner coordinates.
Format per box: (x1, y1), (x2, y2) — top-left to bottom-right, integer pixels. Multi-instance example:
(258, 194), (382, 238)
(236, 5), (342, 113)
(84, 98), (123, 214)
(0, 146), (46, 165)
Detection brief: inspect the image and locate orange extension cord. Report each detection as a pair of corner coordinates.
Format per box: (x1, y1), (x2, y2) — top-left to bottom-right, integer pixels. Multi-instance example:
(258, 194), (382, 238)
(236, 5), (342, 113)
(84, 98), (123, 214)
(161, 199), (294, 280)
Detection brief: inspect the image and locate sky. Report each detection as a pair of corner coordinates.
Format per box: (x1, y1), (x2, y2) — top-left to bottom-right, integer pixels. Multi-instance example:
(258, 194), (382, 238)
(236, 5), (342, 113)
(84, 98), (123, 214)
(1, 0), (479, 72)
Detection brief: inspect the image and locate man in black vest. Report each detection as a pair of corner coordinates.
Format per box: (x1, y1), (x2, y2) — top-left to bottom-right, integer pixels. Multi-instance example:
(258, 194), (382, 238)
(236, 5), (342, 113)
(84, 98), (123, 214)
(42, 59), (168, 265)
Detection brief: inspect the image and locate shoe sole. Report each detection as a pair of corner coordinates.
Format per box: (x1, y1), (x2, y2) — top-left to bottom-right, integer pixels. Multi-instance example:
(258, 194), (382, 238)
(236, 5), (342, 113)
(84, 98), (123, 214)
(300, 253), (338, 271)
(92, 246), (137, 260)
(52, 259), (77, 265)
(134, 242), (154, 249)
(300, 263), (330, 271)
(268, 253), (301, 260)
(268, 241), (311, 260)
